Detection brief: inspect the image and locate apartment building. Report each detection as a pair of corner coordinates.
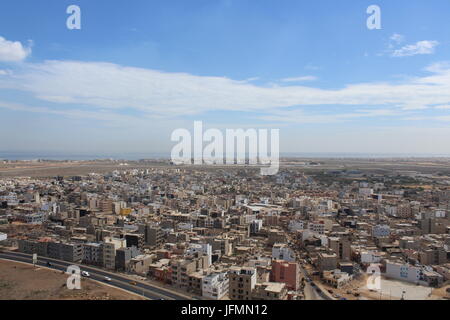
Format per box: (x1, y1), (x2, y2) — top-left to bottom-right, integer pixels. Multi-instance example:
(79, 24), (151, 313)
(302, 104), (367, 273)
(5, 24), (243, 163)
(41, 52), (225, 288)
(318, 252), (338, 272)
(125, 233), (145, 249)
(144, 225), (164, 247)
(202, 271), (229, 300)
(186, 243), (212, 267)
(116, 246), (141, 271)
(272, 243), (295, 262)
(102, 237), (126, 270)
(83, 242), (103, 266)
(129, 254), (153, 276)
(270, 260), (300, 291)
(419, 246), (447, 265)
(18, 239), (49, 256)
(228, 266), (257, 300)
(268, 229), (287, 246)
(47, 242), (83, 262)
(328, 237), (351, 261)
(171, 259), (193, 289)
(308, 221), (325, 235)
(372, 225), (391, 238)
(251, 282), (287, 300)
(188, 272), (205, 295)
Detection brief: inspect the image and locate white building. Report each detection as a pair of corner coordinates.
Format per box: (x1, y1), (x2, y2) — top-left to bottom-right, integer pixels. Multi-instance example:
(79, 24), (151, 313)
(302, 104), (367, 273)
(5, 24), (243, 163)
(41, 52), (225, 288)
(16, 212), (47, 225)
(308, 221), (325, 235)
(247, 256), (272, 268)
(177, 222), (193, 231)
(372, 225), (390, 238)
(272, 243), (295, 262)
(385, 260), (426, 285)
(202, 272), (229, 300)
(359, 188), (374, 196)
(288, 220), (305, 232)
(187, 243), (212, 267)
(250, 219), (263, 234)
(0, 232), (7, 241)
(360, 251), (383, 264)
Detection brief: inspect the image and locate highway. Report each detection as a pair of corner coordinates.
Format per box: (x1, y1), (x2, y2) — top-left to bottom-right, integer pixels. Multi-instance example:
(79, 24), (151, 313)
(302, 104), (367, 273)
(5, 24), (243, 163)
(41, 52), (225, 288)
(0, 251), (193, 300)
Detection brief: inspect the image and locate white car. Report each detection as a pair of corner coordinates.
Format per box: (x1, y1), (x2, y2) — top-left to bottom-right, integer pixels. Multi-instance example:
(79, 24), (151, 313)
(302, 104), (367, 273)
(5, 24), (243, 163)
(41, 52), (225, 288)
(81, 271), (90, 277)
(104, 276), (112, 282)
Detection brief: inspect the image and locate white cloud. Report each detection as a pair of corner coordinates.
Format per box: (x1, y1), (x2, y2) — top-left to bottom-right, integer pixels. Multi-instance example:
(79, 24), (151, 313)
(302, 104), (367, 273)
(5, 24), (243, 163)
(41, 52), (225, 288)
(1, 60), (450, 123)
(0, 36), (31, 62)
(390, 33), (405, 44)
(257, 108), (404, 124)
(280, 76), (318, 82)
(435, 105), (450, 109)
(0, 100), (150, 126)
(401, 104), (429, 110)
(392, 40), (439, 57)
(304, 64), (321, 71)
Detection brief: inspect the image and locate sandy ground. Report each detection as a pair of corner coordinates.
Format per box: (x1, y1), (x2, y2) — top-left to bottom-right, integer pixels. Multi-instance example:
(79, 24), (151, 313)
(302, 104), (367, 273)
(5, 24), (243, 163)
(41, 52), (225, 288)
(0, 161), (169, 178)
(332, 273), (450, 300)
(0, 259), (145, 300)
(2, 158), (450, 178)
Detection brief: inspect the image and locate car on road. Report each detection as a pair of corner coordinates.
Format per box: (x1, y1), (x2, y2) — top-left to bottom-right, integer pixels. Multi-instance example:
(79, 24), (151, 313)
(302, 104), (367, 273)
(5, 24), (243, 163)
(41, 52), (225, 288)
(46, 262), (52, 267)
(129, 281), (137, 285)
(104, 276), (112, 282)
(81, 271), (90, 277)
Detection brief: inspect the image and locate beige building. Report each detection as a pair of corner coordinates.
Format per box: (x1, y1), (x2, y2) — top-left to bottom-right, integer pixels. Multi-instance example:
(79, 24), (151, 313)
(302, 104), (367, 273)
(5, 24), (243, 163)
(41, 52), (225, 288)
(251, 282), (288, 300)
(228, 266), (257, 300)
(129, 254), (154, 275)
(318, 252), (338, 272)
(102, 237), (126, 270)
(419, 246), (447, 265)
(329, 237), (351, 261)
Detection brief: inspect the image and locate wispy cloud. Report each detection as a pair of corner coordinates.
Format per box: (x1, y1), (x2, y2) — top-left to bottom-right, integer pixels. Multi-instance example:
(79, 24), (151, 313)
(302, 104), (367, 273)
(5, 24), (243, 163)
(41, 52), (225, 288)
(280, 76), (318, 82)
(257, 108), (405, 124)
(390, 33), (405, 45)
(435, 105), (450, 109)
(1, 60), (450, 124)
(392, 40), (439, 57)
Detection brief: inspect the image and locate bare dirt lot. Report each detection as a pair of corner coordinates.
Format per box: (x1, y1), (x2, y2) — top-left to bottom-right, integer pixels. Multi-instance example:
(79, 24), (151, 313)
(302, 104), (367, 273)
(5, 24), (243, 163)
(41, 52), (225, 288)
(3, 158), (450, 178)
(333, 273), (450, 300)
(0, 260), (144, 300)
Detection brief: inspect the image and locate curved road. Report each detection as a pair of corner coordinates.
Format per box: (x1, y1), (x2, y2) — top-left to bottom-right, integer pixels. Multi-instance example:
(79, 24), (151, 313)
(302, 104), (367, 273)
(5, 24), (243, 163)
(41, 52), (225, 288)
(0, 251), (193, 300)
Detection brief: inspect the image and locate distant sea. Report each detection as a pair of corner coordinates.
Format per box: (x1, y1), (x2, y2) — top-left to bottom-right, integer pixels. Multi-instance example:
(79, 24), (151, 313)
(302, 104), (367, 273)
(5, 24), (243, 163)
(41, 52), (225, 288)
(2, 151), (450, 161)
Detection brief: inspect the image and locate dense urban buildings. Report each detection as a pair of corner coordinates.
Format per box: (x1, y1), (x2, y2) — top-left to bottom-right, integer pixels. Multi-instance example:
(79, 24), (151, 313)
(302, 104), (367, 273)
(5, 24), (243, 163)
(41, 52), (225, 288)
(0, 159), (450, 300)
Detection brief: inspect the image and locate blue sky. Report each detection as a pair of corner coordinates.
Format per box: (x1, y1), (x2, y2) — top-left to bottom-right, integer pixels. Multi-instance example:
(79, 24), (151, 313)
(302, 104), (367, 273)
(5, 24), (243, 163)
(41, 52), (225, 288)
(1, 0), (450, 156)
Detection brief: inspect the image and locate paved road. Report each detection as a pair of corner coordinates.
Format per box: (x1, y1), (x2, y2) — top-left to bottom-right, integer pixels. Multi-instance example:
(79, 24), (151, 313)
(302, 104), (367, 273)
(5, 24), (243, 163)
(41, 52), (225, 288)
(0, 251), (193, 300)
(285, 234), (331, 300)
(299, 266), (328, 300)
